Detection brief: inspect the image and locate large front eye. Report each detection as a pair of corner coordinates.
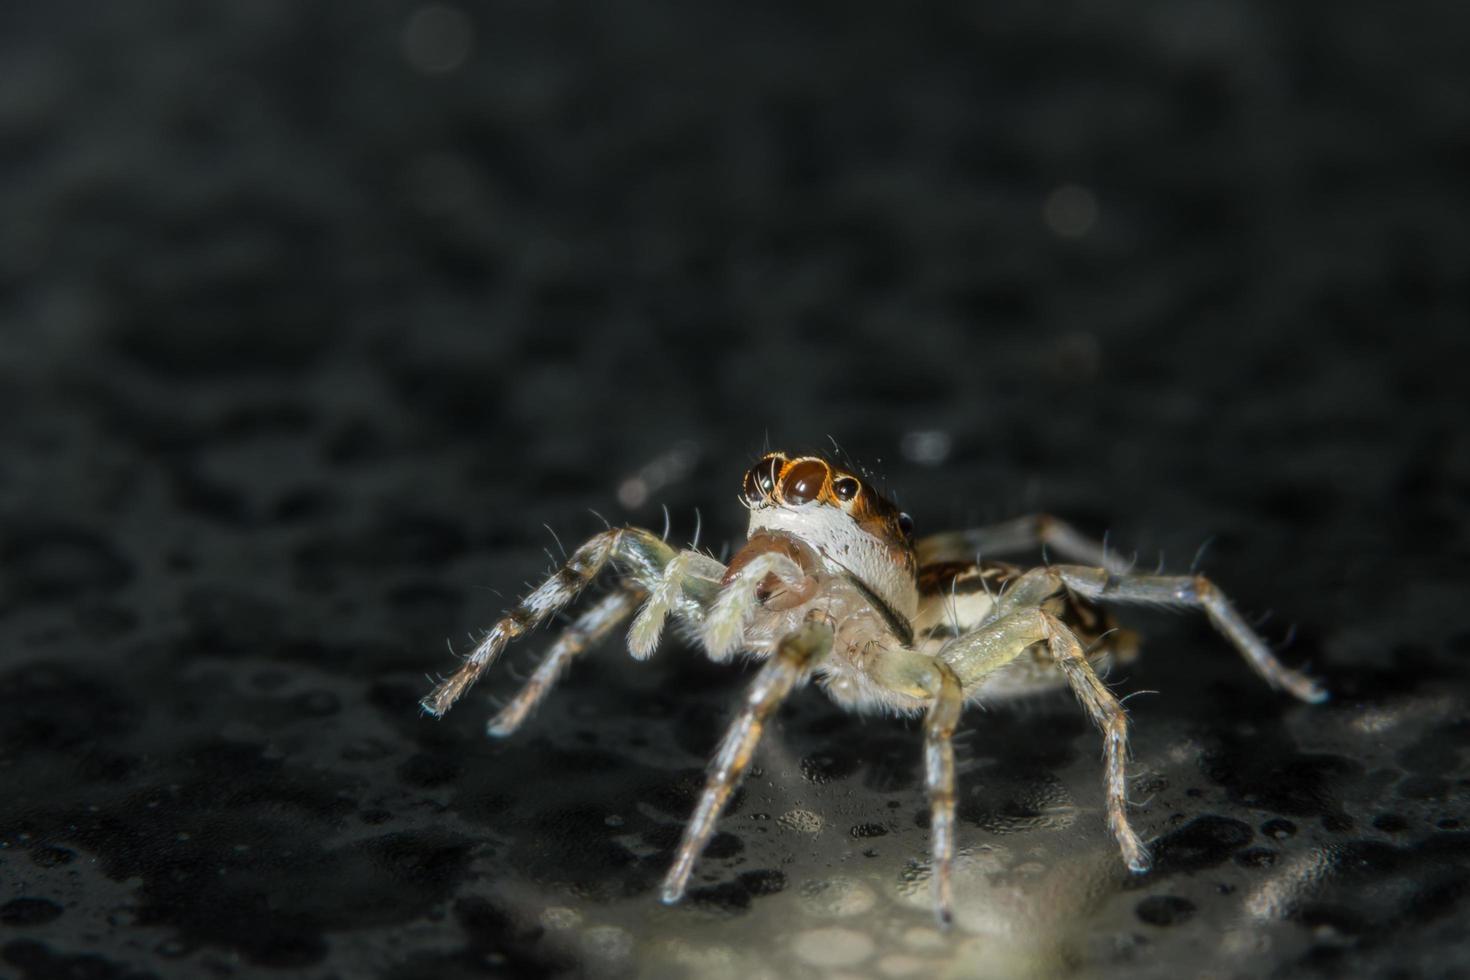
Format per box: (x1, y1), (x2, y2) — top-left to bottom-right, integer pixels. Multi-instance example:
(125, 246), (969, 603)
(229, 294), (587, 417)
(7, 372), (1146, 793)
(781, 460), (827, 504)
(743, 456), (781, 504)
(897, 512), (915, 540)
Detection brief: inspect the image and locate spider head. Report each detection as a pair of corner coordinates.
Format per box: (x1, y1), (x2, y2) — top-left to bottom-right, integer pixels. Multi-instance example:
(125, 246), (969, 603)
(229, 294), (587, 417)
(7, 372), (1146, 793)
(740, 452), (916, 595)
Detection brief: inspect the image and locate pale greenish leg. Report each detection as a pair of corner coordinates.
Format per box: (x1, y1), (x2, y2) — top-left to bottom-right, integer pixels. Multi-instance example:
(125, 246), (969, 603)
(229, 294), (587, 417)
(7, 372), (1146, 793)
(916, 514), (1133, 574)
(933, 606), (1150, 877)
(966, 562), (1324, 703)
(933, 604), (1054, 688)
(1040, 609), (1150, 873)
(701, 551), (808, 662)
(986, 566), (1072, 621)
(485, 587), (645, 737)
(1052, 565), (1327, 703)
(421, 527), (680, 718)
(869, 648), (965, 928)
(627, 550), (726, 659)
(661, 619), (833, 905)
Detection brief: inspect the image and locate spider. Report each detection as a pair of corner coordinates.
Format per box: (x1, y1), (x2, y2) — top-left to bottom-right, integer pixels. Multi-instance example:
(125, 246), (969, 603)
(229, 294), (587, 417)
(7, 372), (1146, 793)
(420, 451), (1326, 926)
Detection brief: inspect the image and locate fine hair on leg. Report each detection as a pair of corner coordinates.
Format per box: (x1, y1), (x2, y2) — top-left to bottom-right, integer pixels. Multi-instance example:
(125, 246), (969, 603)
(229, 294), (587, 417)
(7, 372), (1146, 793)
(660, 618), (833, 904)
(702, 551), (809, 662)
(628, 549), (726, 660)
(916, 514), (1134, 574)
(1040, 610), (1149, 872)
(421, 527), (677, 717)
(1052, 565), (1327, 702)
(485, 586), (645, 737)
(921, 661), (963, 927)
(868, 647), (968, 928)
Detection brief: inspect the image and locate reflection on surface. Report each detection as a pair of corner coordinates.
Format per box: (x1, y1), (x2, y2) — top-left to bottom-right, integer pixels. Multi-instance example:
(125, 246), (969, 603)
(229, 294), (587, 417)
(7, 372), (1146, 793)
(460, 648), (1470, 979)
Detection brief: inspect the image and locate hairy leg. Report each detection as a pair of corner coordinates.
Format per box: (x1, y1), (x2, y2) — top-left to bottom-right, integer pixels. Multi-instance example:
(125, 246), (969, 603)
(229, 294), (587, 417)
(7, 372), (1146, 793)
(916, 513), (1132, 574)
(701, 551), (811, 662)
(628, 550), (727, 659)
(964, 561), (1323, 702)
(421, 526), (678, 717)
(484, 586), (646, 737)
(870, 648), (965, 928)
(660, 619), (833, 904)
(1049, 565), (1326, 702)
(1040, 610), (1149, 872)
(934, 605), (1150, 878)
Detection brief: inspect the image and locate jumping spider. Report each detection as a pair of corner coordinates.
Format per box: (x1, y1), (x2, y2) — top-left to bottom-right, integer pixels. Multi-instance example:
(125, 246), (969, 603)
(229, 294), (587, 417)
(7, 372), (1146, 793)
(421, 451), (1326, 926)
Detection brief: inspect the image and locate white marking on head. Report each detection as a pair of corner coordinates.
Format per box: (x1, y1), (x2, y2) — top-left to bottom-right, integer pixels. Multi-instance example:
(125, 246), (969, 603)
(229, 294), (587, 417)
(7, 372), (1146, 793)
(748, 504), (917, 620)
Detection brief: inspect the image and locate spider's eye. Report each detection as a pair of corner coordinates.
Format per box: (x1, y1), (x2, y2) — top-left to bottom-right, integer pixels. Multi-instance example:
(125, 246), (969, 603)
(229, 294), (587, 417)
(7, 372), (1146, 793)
(742, 468), (761, 504)
(743, 456), (781, 504)
(781, 460), (827, 505)
(897, 512), (915, 540)
(832, 476), (860, 502)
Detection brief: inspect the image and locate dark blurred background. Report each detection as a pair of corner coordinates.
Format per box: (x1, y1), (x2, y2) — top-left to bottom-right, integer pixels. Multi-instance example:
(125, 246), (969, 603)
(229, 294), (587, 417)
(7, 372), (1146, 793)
(1, 1), (1467, 978)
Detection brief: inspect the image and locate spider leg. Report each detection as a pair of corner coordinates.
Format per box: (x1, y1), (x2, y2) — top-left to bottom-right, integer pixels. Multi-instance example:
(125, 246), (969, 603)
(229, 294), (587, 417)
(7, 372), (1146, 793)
(868, 648), (964, 928)
(1041, 610), (1150, 873)
(1050, 565), (1327, 703)
(701, 551), (810, 662)
(485, 586), (645, 737)
(930, 605), (1151, 882)
(660, 618), (833, 905)
(917, 514), (1132, 574)
(628, 550), (727, 660)
(421, 527), (677, 717)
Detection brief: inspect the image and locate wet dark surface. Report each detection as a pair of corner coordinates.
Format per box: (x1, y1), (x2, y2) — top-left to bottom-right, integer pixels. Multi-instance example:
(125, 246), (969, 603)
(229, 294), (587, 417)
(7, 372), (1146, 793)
(2, 1), (1468, 978)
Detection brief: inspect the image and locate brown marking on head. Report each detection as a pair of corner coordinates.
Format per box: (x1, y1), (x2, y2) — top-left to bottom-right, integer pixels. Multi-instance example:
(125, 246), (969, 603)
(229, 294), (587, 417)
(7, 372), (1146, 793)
(740, 452), (916, 572)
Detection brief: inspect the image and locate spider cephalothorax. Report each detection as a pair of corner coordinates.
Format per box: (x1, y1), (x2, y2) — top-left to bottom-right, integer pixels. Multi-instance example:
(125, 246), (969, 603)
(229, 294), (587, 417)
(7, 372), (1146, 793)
(422, 450), (1326, 927)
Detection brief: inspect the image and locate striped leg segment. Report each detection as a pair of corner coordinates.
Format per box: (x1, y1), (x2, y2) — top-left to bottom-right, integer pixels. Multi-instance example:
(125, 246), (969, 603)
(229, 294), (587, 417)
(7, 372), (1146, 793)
(485, 587), (646, 737)
(1041, 610), (1149, 873)
(660, 619), (833, 904)
(421, 527), (675, 718)
(1054, 566), (1327, 703)
(933, 606), (1151, 880)
(923, 663), (963, 927)
(868, 647), (967, 927)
